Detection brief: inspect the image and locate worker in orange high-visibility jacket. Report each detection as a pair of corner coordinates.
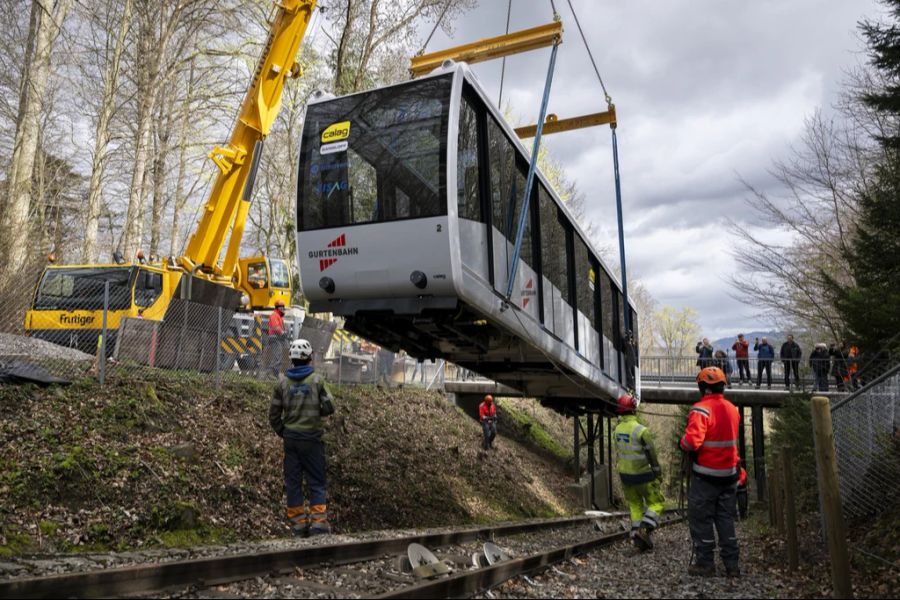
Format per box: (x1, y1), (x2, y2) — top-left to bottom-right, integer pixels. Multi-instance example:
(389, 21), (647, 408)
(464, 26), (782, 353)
(681, 366), (741, 578)
(479, 395), (498, 450)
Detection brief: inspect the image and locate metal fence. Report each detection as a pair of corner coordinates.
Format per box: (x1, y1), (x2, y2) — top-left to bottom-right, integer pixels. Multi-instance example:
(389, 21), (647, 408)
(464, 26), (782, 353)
(0, 281), (468, 391)
(639, 354), (888, 391)
(830, 363), (900, 522)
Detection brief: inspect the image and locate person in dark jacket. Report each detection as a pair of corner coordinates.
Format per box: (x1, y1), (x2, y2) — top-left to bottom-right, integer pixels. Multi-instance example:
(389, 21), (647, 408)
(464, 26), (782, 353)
(696, 338), (714, 368)
(829, 342), (849, 391)
(810, 343), (830, 392)
(780, 335), (803, 390)
(732, 334), (751, 386)
(269, 338), (336, 537)
(714, 349), (733, 388)
(754, 336), (775, 389)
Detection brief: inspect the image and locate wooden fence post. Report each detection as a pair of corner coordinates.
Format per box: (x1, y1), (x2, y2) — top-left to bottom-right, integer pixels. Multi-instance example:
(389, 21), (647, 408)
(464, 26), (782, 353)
(771, 456), (784, 534)
(781, 447), (799, 571)
(811, 396), (853, 598)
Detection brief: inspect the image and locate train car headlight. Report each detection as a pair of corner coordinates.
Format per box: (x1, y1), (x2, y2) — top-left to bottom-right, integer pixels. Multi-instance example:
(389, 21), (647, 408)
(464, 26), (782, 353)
(410, 271), (427, 289)
(319, 276), (336, 294)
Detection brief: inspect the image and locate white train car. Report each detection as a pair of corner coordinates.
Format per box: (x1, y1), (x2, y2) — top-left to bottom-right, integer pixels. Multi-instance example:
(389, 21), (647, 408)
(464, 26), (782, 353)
(296, 62), (638, 409)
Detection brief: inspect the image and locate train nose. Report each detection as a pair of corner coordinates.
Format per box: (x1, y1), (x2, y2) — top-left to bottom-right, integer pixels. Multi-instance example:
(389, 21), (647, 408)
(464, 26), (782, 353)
(410, 270), (427, 289)
(319, 276), (336, 294)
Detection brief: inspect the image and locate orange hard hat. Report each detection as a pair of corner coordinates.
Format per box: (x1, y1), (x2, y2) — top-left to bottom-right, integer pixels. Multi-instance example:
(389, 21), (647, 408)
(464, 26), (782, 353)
(484, 394), (493, 402)
(696, 366), (727, 385)
(617, 394), (638, 413)
(274, 299), (286, 308)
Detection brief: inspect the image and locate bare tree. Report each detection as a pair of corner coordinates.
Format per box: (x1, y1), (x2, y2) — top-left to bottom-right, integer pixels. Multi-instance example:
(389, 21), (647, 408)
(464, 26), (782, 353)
(1, 0), (75, 277)
(327, 0), (474, 94)
(728, 65), (900, 340)
(80, 0), (133, 263)
(654, 305), (701, 358)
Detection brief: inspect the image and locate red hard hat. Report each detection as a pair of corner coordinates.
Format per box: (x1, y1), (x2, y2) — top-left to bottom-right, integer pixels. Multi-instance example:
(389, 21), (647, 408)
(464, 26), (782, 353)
(274, 299), (286, 308)
(617, 394), (637, 413)
(484, 394), (493, 403)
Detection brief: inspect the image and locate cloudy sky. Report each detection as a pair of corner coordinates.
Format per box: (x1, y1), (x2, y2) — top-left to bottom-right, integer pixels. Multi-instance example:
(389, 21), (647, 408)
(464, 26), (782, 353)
(416, 0), (883, 339)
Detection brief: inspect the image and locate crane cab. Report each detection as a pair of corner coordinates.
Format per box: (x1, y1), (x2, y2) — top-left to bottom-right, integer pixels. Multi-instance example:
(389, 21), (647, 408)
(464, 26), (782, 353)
(237, 256), (292, 310)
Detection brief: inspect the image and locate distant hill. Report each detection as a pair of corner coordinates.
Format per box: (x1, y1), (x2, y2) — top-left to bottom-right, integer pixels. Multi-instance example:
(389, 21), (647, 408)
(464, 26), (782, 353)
(711, 331), (784, 355)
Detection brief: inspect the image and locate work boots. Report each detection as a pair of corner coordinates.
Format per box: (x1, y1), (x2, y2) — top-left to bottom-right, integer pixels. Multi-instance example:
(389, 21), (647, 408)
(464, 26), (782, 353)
(632, 527), (653, 552)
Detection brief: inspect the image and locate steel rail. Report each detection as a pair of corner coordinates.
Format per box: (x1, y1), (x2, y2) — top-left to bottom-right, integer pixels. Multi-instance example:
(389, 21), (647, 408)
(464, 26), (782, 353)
(0, 514), (622, 599)
(377, 515), (684, 599)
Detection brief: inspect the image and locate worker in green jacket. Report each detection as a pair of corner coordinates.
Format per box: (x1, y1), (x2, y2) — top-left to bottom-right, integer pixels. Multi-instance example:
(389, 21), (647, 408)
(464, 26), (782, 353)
(269, 338), (336, 537)
(614, 393), (665, 551)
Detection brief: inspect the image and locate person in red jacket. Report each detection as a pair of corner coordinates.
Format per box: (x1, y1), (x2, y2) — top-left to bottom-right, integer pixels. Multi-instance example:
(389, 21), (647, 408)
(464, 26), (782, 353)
(479, 395), (498, 450)
(264, 300), (287, 376)
(731, 334), (751, 386)
(681, 366), (741, 577)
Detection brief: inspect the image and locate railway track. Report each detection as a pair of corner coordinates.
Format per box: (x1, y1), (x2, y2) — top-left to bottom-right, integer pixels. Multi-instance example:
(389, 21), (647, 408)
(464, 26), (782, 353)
(0, 512), (682, 599)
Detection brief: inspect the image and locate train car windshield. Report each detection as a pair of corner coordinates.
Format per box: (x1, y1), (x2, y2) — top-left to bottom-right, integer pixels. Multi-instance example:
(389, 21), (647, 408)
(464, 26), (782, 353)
(297, 75), (452, 231)
(34, 267), (134, 311)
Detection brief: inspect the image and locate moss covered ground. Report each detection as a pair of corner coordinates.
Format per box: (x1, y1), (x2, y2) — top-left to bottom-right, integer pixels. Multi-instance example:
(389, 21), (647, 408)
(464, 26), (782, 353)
(0, 372), (579, 555)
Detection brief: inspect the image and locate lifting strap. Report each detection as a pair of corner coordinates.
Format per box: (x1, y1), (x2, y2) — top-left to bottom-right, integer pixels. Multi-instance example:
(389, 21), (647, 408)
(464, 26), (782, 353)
(612, 125), (631, 340)
(506, 40), (559, 300)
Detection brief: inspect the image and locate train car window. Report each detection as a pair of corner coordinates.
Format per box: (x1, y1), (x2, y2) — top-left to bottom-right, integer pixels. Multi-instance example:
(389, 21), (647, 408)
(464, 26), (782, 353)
(617, 289), (627, 348)
(574, 236), (596, 328)
(487, 117), (535, 272)
(600, 270), (615, 349)
(457, 96), (481, 222)
(630, 307), (639, 357)
(298, 75), (451, 231)
(539, 185), (566, 293)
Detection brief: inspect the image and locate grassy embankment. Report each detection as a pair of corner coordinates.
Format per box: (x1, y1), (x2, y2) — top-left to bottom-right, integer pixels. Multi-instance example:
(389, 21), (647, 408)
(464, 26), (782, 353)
(0, 371), (579, 555)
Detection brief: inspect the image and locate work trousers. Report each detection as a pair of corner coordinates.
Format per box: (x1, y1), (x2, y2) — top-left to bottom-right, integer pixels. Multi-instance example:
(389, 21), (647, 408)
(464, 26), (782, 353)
(756, 361), (772, 387)
(813, 372), (829, 392)
(283, 437), (327, 525)
(736, 359), (751, 382)
(264, 336), (286, 376)
(623, 479), (665, 531)
(481, 419), (497, 450)
(783, 360), (800, 388)
(688, 476), (739, 568)
(736, 485), (748, 520)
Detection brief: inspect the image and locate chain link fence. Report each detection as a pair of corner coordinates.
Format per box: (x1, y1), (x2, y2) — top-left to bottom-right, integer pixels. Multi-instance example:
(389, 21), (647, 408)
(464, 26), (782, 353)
(830, 363), (900, 520)
(0, 272), (473, 390)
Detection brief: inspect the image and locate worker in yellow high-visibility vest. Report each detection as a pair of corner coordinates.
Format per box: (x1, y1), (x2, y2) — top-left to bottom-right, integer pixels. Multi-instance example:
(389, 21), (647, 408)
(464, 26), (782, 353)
(614, 394), (665, 551)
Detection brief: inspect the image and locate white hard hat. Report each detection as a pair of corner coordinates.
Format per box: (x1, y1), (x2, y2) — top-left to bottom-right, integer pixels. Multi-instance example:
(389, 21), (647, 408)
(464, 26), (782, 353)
(290, 338), (313, 360)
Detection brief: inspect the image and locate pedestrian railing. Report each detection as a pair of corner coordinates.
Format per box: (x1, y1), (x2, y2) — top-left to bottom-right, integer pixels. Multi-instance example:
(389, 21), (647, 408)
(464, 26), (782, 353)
(638, 354), (885, 390)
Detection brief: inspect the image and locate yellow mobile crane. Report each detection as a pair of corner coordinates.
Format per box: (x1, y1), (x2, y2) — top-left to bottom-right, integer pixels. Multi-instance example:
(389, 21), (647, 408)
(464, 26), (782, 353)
(24, 0), (317, 353)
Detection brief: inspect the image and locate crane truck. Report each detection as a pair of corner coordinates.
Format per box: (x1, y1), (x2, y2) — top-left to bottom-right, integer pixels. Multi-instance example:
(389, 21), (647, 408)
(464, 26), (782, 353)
(23, 0), (319, 360)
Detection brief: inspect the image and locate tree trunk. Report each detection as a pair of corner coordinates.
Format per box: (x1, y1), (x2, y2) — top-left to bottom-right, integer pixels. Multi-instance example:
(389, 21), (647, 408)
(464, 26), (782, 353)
(169, 59), (195, 258)
(1, 0), (74, 275)
(83, 0), (133, 263)
(149, 85), (174, 257)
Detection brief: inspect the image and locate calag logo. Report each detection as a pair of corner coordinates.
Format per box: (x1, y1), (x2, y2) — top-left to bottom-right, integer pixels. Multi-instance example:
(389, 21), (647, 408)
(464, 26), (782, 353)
(308, 233), (360, 271)
(321, 121), (351, 143)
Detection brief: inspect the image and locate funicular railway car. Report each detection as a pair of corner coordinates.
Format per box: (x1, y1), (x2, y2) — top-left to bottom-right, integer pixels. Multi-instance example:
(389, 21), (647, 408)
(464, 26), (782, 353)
(296, 61), (638, 410)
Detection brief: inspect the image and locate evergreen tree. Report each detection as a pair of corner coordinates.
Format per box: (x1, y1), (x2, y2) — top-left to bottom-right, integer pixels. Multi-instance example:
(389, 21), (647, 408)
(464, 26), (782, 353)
(828, 3), (900, 355)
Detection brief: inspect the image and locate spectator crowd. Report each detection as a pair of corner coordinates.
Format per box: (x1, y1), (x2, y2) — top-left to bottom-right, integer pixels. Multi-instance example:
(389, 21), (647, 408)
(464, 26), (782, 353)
(695, 335), (862, 392)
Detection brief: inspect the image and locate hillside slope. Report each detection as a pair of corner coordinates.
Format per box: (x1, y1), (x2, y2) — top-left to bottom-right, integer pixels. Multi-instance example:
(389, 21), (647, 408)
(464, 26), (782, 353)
(0, 373), (579, 555)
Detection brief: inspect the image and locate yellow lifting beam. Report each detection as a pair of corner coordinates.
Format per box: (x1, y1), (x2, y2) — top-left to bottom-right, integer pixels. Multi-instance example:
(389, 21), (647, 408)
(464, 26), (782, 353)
(409, 21), (562, 78)
(514, 105), (617, 138)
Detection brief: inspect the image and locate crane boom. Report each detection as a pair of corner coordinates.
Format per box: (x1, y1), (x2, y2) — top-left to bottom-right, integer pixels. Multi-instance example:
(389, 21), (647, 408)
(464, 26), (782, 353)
(180, 0), (316, 282)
